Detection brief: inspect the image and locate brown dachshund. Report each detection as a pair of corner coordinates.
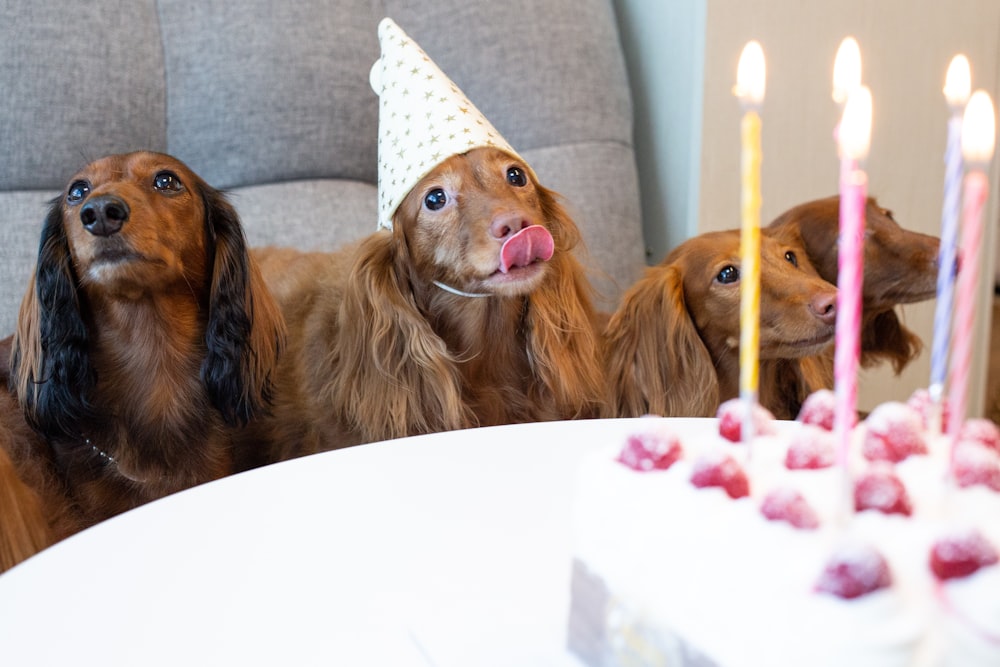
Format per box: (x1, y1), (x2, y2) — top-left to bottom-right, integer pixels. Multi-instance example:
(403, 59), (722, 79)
(2, 151), (285, 570)
(248, 146), (605, 462)
(604, 230), (837, 420)
(766, 195), (939, 374)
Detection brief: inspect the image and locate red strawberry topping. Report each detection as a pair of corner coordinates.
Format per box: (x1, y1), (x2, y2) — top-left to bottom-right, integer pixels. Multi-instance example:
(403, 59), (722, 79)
(690, 452), (750, 499)
(760, 487), (820, 529)
(854, 465), (913, 516)
(929, 529), (999, 581)
(952, 441), (1000, 492)
(617, 430), (683, 472)
(862, 401), (928, 463)
(815, 542), (892, 599)
(797, 389), (842, 431)
(717, 398), (776, 443)
(959, 418), (1000, 454)
(785, 425), (836, 470)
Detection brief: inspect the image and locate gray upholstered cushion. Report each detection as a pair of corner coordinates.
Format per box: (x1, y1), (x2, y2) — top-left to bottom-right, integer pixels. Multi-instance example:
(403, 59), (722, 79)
(0, 191), (54, 335)
(158, 1), (381, 189)
(0, 1), (166, 189)
(233, 179), (377, 251)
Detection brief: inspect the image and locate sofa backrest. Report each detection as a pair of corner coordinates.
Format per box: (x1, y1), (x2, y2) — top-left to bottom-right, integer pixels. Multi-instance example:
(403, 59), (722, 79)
(0, 0), (646, 335)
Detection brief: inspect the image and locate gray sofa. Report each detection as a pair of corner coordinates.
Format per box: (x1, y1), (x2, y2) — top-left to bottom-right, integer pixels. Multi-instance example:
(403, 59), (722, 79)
(0, 0), (647, 338)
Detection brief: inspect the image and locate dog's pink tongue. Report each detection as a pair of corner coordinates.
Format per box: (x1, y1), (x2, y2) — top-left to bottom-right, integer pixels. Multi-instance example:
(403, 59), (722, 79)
(499, 225), (554, 274)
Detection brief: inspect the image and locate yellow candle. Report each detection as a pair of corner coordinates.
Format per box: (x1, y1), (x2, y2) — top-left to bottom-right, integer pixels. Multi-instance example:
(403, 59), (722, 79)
(734, 40), (765, 441)
(739, 109), (762, 401)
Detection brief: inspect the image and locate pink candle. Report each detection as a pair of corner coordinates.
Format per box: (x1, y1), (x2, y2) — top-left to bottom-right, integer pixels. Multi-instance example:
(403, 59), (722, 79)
(948, 90), (997, 472)
(834, 86), (872, 519)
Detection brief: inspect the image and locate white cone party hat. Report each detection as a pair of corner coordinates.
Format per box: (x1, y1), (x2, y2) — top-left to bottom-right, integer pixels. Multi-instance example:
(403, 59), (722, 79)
(369, 17), (532, 230)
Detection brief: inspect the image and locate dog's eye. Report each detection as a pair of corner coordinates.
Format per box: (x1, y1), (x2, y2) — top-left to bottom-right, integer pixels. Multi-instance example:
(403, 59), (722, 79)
(716, 265), (740, 284)
(67, 180), (91, 205)
(784, 250), (798, 267)
(507, 166), (527, 187)
(424, 188), (448, 211)
(153, 171), (183, 193)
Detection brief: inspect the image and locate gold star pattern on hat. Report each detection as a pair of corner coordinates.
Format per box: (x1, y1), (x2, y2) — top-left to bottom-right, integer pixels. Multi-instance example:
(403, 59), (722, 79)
(369, 17), (529, 230)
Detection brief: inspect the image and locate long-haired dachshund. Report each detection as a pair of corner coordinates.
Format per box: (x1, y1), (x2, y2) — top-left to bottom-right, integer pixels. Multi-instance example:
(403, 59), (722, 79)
(250, 146), (604, 461)
(766, 195), (939, 374)
(4, 151), (285, 558)
(604, 230), (837, 420)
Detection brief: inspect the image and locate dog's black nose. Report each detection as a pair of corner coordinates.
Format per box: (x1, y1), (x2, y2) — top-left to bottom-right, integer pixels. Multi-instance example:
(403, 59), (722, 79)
(80, 195), (129, 237)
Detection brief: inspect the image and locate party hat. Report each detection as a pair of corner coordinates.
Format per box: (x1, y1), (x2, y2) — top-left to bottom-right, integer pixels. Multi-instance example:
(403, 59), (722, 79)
(369, 17), (530, 230)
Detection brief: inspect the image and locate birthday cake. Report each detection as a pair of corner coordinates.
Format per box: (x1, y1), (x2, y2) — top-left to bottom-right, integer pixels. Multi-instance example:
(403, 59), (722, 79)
(566, 392), (1000, 667)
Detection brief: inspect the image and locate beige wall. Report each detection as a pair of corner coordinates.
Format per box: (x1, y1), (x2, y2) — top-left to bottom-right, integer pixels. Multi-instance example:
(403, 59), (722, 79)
(618, 0), (1000, 415)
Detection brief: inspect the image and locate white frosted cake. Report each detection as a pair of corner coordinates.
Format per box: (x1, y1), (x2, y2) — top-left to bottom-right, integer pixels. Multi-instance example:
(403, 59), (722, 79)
(567, 392), (1000, 667)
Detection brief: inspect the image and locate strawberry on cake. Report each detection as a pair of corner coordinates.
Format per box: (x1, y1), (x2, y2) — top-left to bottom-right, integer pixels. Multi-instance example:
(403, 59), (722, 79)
(567, 394), (1000, 667)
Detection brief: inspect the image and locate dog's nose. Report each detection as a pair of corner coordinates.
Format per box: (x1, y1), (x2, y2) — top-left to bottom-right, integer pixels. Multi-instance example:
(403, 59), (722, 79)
(490, 212), (529, 240)
(81, 195), (129, 237)
(810, 292), (837, 325)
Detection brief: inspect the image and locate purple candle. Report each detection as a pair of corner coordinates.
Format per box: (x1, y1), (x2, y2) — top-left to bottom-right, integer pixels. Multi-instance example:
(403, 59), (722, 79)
(929, 55), (971, 434)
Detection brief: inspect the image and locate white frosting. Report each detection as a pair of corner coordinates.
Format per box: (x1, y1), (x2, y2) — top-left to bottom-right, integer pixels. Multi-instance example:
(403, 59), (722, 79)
(934, 567), (1000, 666)
(569, 416), (1000, 667)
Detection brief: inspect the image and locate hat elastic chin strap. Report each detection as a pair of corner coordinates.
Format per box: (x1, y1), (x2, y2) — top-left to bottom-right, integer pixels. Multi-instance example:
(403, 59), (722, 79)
(432, 280), (491, 299)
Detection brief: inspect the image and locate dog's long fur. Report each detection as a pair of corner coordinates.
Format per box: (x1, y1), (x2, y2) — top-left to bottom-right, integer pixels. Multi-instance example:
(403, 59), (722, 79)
(0, 333), (80, 573)
(604, 230), (837, 420)
(766, 195), (939, 374)
(3, 152), (285, 556)
(249, 147), (604, 462)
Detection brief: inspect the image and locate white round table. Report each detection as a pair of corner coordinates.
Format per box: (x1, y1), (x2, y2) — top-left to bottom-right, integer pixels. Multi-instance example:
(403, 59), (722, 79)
(0, 417), (688, 666)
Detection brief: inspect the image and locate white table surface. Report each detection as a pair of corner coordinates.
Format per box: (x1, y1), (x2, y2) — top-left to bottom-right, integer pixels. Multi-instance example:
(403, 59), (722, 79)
(0, 417), (692, 666)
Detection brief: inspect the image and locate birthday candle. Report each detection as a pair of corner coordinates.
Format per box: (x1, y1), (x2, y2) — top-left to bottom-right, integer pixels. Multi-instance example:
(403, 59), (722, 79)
(834, 86), (872, 478)
(734, 40), (765, 443)
(930, 55), (971, 432)
(832, 37), (862, 184)
(832, 37), (861, 108)
(948, 90), (996, 471)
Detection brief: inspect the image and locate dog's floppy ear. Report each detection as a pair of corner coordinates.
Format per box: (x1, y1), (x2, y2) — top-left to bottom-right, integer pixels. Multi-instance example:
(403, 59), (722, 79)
(603, 264), (718, 417)
(199, 186), (286, 427)
(11, 201), (96, 439)
(523, 188), (604, 418)
(333, 230), (472, 441)
(860, 308), (922, 374)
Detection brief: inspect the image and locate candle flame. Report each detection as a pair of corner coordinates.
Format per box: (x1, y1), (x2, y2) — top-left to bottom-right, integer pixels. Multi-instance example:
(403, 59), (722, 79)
(839, 85), (872, 161)
(962, 90), (996, 165)
(944, 54), (972, 108)
(832, 37), (862, 105)
(734, 40), (766, 107)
